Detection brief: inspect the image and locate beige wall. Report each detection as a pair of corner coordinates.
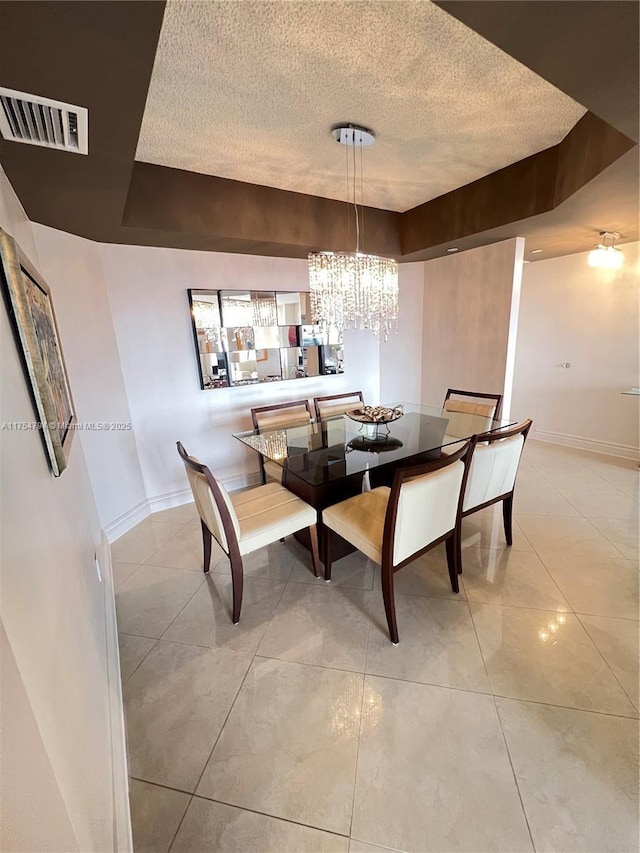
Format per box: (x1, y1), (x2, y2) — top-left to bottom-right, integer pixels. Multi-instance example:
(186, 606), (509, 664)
(512, 243), (639, 457)
(380, 262), (424, 406)
(32, 224), (147, 528)
(420, 238), (524, 412)
(0, 168), (130, 852)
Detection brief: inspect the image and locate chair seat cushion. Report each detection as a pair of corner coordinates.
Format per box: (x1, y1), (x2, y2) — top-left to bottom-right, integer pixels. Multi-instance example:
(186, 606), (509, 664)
(322, 487), (391, 564)
(231, 482), (316, 555)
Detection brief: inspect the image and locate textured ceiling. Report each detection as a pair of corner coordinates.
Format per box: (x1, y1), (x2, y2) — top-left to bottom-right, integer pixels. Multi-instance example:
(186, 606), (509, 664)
(136, 0), (587, 212)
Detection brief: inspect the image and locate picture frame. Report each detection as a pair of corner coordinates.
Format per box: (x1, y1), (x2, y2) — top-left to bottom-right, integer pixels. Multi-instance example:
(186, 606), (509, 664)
(0, 228), (76, 476)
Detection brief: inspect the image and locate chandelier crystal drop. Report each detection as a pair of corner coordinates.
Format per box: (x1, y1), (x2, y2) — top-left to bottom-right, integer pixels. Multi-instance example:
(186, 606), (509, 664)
(308, 124), (399, 341)
(309, 251), (398, 340)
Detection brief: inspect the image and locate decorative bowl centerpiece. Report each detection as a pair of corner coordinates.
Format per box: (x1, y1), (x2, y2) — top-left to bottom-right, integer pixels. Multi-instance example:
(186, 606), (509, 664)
(346, 404), (404, 439)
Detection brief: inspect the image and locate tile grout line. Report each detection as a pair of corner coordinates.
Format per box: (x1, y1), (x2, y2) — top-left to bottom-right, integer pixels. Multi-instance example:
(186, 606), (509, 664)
(348, 620), (372, 839)
(166, 793), (194, 853)
(121, 637), (160, 685)
(175, 791), (352, 841)
(492, 695), (538, 852)
(464, 559), (538, 850)
(175, 562), (292, 825)
(573, 612), (640, 713)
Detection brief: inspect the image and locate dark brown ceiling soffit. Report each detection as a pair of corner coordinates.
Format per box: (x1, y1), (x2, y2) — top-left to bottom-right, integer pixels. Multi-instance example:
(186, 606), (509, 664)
(122, 112), (634, 259)
(400, 112), (635, 257)
(0, 0), (167, 241)
(434, 0), (640, 143)
(122, 164), (402, 258)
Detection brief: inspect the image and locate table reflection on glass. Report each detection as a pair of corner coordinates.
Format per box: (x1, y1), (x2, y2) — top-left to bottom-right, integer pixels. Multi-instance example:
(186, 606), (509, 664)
(234, 403), (516, 560)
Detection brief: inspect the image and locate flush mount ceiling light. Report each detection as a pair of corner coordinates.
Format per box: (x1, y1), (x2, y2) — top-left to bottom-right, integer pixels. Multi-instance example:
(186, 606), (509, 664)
(308, 124), (398, 341)
(588, 231), (624, 270)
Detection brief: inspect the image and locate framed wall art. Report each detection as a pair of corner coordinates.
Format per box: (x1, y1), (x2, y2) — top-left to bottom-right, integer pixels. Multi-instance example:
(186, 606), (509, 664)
(0, 228), (76, 476)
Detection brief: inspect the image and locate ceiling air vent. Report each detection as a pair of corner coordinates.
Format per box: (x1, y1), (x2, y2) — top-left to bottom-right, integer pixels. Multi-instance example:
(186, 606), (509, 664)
(0, 87), (88, 154)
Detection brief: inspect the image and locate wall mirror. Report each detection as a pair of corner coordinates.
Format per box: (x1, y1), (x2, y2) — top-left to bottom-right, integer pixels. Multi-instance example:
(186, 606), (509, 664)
(189, 289), (344, 390)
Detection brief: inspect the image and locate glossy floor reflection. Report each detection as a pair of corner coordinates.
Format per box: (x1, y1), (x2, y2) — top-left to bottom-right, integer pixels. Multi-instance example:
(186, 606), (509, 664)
(114, 441), (639, 852)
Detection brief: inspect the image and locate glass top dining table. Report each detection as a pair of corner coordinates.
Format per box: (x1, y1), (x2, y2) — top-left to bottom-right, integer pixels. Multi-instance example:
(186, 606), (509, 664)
(234, 403), (517, 490)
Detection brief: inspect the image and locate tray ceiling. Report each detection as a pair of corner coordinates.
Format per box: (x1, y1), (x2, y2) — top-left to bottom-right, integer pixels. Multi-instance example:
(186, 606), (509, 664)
(136, 0), (587, 212)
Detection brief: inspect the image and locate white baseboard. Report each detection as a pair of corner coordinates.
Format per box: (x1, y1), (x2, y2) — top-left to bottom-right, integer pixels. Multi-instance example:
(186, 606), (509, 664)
(105, 473), (263, 542)
(104, 499), (151, 543)
(146, 486), (194, 513)
(98, 533), (133, 852)
(532, 428), (640, 461)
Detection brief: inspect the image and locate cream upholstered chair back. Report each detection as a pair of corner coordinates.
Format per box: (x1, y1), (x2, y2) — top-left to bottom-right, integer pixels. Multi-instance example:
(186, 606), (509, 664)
(251, 400), (312, 431)
(178, 443), (239, 552)
(391, 461), (465, 566)
(443, 389), (502, 439)
(462, 421), (532, 512)
(314, 391), (364, 420)
(251, 400), (313, 483)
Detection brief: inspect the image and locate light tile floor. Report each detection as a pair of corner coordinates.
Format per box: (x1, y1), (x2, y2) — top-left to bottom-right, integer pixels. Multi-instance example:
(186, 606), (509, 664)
(114, 441), (639, 853)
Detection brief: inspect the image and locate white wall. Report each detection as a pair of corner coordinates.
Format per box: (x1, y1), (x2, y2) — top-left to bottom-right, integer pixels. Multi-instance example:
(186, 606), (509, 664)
(379, 261), (424, 406)
(421, 238), (524, 413)
(512, 243), (640, 457)
(100, 242), (390, 504)
(32, 224), (147, 528)
(0, 168), (130, 852)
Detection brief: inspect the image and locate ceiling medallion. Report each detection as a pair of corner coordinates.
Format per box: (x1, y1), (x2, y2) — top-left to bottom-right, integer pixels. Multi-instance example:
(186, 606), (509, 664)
(308, 124), (398, 341)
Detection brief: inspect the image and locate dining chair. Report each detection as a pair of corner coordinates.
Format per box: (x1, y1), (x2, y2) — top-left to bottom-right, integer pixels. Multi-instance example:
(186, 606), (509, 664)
(313, 390), (364, 420)
(177, 441), (321, 624)
(322, 442), (471, 644)
(458, 419), (532, 572)
(251, 399), (313, 483)
(444, 387), (503, 418)
(441, 388), (503, 454)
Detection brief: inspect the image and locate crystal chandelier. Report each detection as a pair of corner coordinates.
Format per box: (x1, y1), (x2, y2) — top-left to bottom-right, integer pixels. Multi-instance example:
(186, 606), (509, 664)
(588, 231), (624, 270)
(308, 124), (399, 341)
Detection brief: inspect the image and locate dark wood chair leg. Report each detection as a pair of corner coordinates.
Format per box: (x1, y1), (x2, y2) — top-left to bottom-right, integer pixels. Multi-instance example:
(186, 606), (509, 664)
(445, 533), (460, 593)
(308, 524), (321, 578)
(381, 561), (399, 644)
(503, 495), (514, 546)
(201, 520), (212, 573)
(323, 527), (333, 582)
(229, 552), (244, 624)
(454, 525), (463, 575)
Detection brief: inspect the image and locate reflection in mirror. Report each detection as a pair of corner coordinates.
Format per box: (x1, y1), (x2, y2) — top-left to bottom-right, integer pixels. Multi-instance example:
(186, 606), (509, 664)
(275, 292), (312, 326)
(228, 351), (258, 385)
(200, 353), (228, 388)
(221, 291), (277, 327)
(225, 327), (255, 351)
(220, 291), (252, 326)
(320, 344), (344, 374)
(196, 325), (224, 354)
(192, 292), (221, 329)
(189, 289), (345, 390)
(276, 291), (302, 325)
(301, 325), (326, 346)
(304, 346), (321, 377)
(257, 349), (283, 382)
(251, 291), (277, 326)
(280, 347), (305, 380)
(254, 326), (281, 349)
